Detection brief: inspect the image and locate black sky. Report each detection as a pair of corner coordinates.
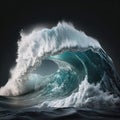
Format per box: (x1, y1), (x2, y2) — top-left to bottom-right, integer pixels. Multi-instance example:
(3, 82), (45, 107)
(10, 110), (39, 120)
(0, 0), (120, 86)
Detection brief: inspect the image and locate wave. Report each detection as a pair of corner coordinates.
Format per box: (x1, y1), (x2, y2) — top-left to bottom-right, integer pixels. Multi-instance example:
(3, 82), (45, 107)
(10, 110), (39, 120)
(0, 22), (120, 110)
(1, 107), (120, 120)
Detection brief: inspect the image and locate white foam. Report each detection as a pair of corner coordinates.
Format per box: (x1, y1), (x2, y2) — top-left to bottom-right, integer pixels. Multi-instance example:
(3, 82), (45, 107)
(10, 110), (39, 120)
(38, 76), (119, 109)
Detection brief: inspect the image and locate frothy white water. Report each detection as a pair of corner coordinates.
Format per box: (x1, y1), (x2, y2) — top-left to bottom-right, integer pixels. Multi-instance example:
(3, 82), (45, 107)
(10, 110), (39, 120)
(38, 76), (119, 109)
(0, 22), (101, 96)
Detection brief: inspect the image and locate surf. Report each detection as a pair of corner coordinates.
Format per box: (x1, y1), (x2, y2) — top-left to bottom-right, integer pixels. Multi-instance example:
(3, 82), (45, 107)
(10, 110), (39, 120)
(0, 22), (120, 110)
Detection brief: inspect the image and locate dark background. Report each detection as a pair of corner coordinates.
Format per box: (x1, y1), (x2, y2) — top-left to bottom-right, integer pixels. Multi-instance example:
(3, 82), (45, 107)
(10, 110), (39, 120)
(0, 0), (120, 86)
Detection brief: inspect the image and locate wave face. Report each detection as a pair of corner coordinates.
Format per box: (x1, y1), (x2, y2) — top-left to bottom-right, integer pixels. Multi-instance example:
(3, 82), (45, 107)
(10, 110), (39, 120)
(0, 22), (120, 120)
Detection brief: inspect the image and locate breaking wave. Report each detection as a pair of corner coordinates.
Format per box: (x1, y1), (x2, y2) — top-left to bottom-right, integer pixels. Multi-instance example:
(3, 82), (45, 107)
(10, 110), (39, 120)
(0, 22), (120, 110)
